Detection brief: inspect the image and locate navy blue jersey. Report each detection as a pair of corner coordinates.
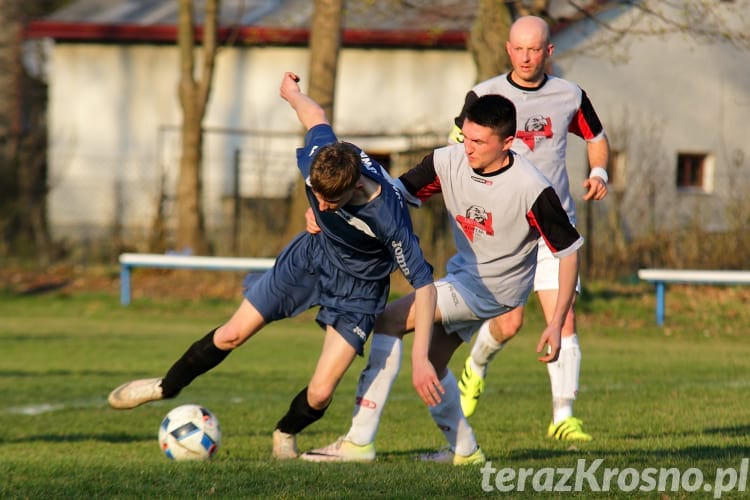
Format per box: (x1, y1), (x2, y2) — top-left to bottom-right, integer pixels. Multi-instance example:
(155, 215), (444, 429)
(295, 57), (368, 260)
(296, 124), (433, 290)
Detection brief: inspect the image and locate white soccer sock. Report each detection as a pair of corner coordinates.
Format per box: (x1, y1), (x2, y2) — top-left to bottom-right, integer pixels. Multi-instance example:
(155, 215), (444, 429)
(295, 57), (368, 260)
(548, 334), (581, 424)
(428, 370), (478, 456)
(345, 334), (402, 446)
(469, 320), (504, 377)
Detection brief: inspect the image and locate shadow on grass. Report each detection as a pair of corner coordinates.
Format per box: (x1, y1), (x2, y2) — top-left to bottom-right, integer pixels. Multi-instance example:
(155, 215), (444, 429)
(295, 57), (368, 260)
(7, 432), (152, 444)
(622, 424), (750, 440)
(704, 424), (750, 437)
(580, 287), (650, 302)
(511, 445), (750, 462)
(18, 280), (71, 296)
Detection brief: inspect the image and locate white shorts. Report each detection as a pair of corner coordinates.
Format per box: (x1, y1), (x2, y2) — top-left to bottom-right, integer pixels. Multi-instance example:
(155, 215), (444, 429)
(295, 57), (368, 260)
(435, 276), (513, 343)
(534, 239), (581, 293)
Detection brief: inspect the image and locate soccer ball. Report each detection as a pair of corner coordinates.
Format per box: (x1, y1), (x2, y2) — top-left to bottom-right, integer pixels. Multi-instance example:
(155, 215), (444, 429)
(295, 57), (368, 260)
(158, 404), (221, 461)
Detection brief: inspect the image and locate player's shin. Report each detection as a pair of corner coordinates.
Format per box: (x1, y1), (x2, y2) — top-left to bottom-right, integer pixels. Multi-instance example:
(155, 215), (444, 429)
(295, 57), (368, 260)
(548, 334), (581, 423)
(429, 370), (478, 456)
(161, 328), (230, 398)
(346, 333), (402, 445)
(276, 386), (329, 434)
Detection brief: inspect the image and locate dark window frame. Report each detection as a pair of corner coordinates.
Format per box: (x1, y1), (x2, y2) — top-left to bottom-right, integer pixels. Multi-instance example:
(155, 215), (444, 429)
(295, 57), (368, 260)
(676, 152), (707, 191)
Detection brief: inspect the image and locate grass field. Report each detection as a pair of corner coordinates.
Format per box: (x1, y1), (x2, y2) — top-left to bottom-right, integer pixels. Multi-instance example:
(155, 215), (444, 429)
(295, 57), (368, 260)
(1, 276), (749, 498)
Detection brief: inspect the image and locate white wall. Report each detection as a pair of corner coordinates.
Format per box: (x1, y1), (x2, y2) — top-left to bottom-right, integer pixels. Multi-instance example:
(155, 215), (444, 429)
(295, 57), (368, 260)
(46, 43), (475, 241)
(554, 4), (750, 233)
(47, 8), (749, 246)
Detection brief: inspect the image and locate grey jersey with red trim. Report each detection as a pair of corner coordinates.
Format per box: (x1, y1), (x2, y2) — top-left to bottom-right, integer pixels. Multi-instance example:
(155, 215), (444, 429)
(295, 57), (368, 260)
(455, 73), (605, 225)
(398, 147), (583, 311)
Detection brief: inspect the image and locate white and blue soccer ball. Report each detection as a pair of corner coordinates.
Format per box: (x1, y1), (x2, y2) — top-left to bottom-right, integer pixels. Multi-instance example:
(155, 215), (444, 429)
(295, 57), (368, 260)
(158, 404), (221, 461)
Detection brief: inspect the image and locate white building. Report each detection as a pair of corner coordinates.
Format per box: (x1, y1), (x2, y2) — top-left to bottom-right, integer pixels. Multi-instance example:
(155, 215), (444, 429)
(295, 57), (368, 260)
(25, 0), (750, 254)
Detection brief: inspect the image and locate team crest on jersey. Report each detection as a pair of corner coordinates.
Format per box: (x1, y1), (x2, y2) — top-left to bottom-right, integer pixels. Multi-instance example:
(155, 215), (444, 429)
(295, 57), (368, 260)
(516, 114), (552, 151)
(456, 205), (494, 242)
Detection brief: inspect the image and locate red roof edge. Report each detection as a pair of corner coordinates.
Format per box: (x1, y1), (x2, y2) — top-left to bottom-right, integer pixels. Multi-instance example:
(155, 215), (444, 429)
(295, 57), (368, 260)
(24, 21), (468, 48)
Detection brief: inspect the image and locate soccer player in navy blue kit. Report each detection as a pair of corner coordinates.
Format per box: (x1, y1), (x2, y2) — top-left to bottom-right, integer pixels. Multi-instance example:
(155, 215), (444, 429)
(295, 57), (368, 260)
(108, 72), (440, 460)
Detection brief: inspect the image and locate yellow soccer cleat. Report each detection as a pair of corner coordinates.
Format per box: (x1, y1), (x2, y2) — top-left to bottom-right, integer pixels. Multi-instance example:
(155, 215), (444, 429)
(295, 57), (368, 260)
(458, 356), (485, 417)
(547, 417), (593, 441)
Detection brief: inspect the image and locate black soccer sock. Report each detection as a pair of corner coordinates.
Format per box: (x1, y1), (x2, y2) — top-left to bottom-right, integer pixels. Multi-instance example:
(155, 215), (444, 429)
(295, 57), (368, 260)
(160, 328), (230, 398)
(275, 387), (329, 435)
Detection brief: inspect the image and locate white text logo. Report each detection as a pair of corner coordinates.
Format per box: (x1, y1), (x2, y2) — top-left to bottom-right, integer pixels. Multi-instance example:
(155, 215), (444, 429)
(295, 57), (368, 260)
(480, 459), (749, 498)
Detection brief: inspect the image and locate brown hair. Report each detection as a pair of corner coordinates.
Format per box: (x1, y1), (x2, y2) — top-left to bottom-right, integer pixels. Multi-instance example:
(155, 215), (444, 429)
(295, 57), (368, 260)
(309, 142), (361, 199)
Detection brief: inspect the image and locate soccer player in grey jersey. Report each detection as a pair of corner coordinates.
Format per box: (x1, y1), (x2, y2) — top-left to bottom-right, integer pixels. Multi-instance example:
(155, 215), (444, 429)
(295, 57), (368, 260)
(452, 15), (610, 442)
(300, 94), (582, 465)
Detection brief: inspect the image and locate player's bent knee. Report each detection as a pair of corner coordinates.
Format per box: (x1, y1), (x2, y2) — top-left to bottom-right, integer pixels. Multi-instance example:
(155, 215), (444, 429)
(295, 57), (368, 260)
(212, 326), (246, 350)
(373, 315), (406, 336)
(500, 329), (520, 342)
(501, 321), (523, 338)
(306, 383), (334, 410)
(374, 296), (414, 334)
(493, 315), (523, 342)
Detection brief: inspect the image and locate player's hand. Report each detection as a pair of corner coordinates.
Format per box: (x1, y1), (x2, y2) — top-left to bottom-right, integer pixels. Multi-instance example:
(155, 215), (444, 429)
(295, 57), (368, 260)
(582, 176), (608, 201)
(536, 324), (561, 363)
(412, 358), (444, 407)
(279, 72), (301, 102)
(305, 207), (321, 234)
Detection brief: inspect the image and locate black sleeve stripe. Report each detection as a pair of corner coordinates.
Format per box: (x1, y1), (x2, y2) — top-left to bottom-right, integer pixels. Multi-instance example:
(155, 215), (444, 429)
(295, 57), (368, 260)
(399, 152), (441, 200)
(528, 187), (581, 252)
(569, 90), (604, 139)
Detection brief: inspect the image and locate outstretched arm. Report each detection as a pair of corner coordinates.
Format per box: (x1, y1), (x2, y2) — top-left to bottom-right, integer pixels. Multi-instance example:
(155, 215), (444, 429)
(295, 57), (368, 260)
(279, 72), (328, 130)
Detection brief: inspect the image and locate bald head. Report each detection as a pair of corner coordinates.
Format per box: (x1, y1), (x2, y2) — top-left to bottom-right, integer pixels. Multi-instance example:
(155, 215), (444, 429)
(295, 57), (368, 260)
(506, 16), (553, 87)
(509, 16), (550, 46)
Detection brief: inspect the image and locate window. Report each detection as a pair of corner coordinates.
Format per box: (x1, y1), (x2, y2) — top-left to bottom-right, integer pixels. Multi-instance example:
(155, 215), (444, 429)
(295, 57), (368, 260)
(676, 152), (713, 192)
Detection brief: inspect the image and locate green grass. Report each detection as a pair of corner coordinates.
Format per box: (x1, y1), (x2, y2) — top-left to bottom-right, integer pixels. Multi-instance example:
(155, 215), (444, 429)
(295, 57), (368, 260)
(1, 282), (749, 498)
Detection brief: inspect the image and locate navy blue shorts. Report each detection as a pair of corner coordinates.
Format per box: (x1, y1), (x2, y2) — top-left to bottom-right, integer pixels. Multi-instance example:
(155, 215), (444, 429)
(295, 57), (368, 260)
(242, 232), (389, 355)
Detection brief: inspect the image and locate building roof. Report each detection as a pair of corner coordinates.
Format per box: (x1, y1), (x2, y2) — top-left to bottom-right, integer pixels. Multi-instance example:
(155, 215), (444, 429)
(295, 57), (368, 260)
(25, 0), (474, 48)
(25, 0), (605, 48)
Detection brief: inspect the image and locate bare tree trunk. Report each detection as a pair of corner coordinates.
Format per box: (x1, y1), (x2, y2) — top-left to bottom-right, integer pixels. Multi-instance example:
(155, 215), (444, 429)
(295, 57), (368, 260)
(283, 0), (343, 240)
(468, 0), (513, 82)
(0, 0), (22, 257)
(175, 0), (220, 254)
(468, 0), (552, 83)
(513, 0), (550, 18)
(0, 0), (51, 260)
(307, 0), (342, 119)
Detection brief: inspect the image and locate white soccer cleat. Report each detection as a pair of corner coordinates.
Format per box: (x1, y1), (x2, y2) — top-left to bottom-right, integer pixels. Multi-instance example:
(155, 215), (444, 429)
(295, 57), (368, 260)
(300, 436), (375, 463)
(108, 377), (164, 409)
(417, 446), (486, 466)
(272, 429), (299, 460)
